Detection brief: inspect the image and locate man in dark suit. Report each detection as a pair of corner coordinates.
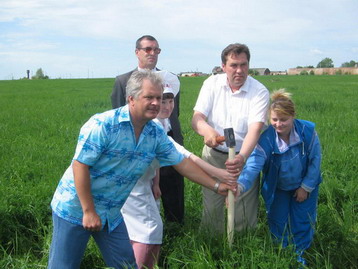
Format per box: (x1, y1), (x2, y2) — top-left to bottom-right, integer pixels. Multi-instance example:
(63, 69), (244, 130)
(111, 35), (185, 223)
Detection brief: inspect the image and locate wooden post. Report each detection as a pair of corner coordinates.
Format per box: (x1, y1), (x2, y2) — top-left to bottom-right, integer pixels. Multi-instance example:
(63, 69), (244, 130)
(227, 147), (235, 248)
(224, 128), (236, 248)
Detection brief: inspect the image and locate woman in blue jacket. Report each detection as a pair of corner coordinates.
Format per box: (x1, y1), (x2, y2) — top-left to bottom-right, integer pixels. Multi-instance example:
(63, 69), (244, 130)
(237, 89), (322, 265)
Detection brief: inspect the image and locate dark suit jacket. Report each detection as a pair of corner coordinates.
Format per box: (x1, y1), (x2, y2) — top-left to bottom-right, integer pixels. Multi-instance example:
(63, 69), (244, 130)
(111, 68), (183, 145)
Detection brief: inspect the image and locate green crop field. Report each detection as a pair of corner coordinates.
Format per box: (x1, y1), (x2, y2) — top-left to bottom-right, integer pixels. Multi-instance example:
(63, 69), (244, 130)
(0, 75), (357, 268)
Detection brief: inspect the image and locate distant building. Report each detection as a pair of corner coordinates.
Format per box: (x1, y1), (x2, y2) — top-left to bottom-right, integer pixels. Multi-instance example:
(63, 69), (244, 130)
(211, 66), (273, 76)
(179, 71), (207, 77)
(271, 70), (287, 75)
(250, 68), (271, 75)
(212, 66), (224, 75)
(288, 67), (358, 75)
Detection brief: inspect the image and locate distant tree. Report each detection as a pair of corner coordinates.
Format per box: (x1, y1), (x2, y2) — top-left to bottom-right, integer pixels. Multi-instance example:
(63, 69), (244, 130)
(32, 68), (49, 79)
(300, 70), (309, 75)
(296, 65), (314, 69)
(309, 70), (315, 75)
(341, 60), (357, 67)
(249, 69), (259, 76)
(317, 58), (334, 68)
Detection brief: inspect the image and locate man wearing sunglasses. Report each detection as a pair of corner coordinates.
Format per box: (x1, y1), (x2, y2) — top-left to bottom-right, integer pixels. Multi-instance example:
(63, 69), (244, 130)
(111, 35), (185, 225)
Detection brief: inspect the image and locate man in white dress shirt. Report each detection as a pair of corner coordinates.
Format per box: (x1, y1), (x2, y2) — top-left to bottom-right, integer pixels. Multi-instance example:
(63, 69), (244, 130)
(192, 43), (270, 233)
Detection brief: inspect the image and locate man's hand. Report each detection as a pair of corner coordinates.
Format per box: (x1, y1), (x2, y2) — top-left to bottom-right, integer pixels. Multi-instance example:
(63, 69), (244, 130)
(82, 210), (102, 232)
(225, 154), (246, 173)
(294, 187), (308, 202)
(73, 160), (101, 232)
(192, 111), (222, 148)
(204, 131), (222, 148)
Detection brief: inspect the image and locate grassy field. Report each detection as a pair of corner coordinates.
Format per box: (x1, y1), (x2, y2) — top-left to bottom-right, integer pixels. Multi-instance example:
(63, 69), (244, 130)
(0, 75), (357, 268)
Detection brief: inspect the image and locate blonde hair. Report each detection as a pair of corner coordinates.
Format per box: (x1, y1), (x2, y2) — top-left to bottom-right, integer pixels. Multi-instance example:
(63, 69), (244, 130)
(270, 88), (295, 117)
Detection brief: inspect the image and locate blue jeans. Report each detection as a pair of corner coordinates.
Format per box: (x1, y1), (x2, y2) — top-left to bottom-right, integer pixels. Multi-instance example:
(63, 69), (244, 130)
(267, 187), (319, 252)
(48, 212), (137, 269)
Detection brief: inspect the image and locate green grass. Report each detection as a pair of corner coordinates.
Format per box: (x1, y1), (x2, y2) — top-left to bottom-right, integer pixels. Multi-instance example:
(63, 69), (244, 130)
(0, 75), (357, 268)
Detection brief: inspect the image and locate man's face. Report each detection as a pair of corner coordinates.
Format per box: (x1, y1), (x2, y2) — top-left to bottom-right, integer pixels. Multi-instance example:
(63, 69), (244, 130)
(222, 52), (249, 91)
(135, 39), (160, 70)
(129, 79), (162, 123)
(157, 98), (174, 119)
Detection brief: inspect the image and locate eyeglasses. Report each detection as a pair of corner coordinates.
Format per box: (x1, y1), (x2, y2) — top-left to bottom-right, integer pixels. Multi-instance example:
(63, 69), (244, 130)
(137, 47), (161, 54)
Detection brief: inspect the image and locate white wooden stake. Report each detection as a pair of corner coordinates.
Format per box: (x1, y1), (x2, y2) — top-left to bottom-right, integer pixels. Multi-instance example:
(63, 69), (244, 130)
(227, 146), (235, 248)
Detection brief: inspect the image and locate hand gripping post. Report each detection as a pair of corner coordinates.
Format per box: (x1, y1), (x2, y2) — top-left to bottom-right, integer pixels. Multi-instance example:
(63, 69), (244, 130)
(224, 128), (236, 248)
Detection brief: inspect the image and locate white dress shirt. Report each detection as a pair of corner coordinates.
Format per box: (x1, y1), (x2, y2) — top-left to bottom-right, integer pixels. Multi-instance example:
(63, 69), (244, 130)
(194, 74), (269, 152)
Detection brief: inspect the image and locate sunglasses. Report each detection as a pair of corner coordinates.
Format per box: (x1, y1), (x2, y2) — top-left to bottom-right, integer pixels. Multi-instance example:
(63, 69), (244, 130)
(137, 47), (161, 54)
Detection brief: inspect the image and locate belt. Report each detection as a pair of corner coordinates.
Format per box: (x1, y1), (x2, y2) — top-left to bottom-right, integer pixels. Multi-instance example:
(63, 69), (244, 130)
(212, 147), (239, 155)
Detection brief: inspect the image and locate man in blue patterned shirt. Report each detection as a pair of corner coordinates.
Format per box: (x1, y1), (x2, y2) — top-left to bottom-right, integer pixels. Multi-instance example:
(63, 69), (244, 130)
(48, 70), (234, 269)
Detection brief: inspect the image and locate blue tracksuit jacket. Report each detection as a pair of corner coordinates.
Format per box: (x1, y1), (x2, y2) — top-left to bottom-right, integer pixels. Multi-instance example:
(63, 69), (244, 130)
(238, 119), (322, 211)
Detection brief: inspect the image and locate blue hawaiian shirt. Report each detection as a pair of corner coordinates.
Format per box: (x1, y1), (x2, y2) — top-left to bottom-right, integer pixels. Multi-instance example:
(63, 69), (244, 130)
(51, 105), (184, 232)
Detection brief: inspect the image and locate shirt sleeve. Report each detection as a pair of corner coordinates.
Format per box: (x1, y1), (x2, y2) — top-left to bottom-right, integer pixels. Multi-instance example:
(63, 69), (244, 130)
(73, 114), (109, 166)
(248, 86), (270, 125)
(301, 131), (322, 192)
(238, 144), (266, 192)
(193, 76), (215, 117)
(155, 128), (184, 167)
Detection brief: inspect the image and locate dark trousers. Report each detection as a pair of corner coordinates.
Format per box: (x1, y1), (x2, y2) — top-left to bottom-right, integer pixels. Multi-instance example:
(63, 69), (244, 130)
(159, 166), (184, 223)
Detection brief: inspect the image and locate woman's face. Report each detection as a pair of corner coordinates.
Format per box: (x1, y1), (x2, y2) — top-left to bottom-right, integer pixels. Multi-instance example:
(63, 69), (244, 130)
(270, 110), (294, 138)
(157, 98), (174, 119)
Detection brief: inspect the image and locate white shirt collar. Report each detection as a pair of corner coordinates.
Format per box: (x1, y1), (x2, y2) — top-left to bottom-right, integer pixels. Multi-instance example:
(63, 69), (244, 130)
(222, 74), (250, 94)
(137, 67), (157, 72)
(276, 127), (300, 153)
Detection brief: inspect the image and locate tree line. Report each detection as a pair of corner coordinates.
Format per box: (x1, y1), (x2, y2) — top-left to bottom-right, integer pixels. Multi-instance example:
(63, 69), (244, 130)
(297, 58), (357, 69)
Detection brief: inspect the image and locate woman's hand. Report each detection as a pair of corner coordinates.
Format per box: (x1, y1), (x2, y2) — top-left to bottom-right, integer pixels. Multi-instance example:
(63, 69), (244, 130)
(217, 182), (237, 196)
(212, 168), (239, 186)
(152, 183), (162, 200)
(294, 187), (308, 202)
(225, 186), (243, 207)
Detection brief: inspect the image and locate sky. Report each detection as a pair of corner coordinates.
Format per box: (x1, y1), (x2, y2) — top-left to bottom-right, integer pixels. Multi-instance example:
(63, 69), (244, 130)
(0, 0), (357, 80)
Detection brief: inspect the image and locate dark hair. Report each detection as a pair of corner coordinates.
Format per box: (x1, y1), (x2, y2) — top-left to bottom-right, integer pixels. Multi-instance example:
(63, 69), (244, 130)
(221, 43), (250, 64)
(136, 35), (158, 49)
(162, 93), (174, 100)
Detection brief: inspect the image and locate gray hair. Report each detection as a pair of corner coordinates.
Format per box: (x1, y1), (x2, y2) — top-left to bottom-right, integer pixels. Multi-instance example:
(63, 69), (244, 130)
(126, 70), (163, 100)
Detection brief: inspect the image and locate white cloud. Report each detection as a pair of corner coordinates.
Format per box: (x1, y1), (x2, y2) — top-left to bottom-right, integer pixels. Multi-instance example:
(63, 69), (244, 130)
(310, 49), (324, 55)
(0, 0), (357, 79)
